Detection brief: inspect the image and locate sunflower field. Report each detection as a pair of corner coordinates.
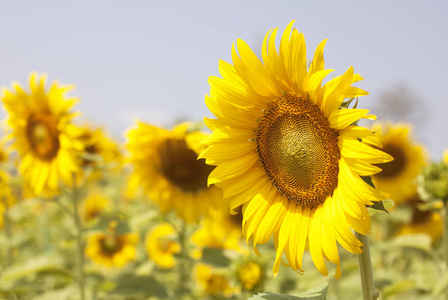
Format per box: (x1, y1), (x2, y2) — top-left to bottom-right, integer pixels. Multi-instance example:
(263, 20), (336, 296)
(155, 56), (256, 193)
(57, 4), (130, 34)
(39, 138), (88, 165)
(1, 17), (448, 300)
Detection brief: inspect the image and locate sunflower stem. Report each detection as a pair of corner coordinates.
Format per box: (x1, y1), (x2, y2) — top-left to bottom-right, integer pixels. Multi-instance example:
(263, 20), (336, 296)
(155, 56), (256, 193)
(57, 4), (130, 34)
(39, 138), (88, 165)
(176, 221), (188, 297)
(355, 232), (379, 300)
(71, 173), (86, 300)
(2, 195), (13, 267)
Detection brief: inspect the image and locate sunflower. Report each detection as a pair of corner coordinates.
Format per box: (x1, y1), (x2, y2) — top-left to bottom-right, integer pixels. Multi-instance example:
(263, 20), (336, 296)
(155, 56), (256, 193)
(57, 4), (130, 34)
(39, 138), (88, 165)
(199, 21), (393, 278)
(1, 73), (84, 197)
(191, 208), (243, 252)
(126, 122), (223, 223)
(443, 149), (448, 164)
(82, 191), (110, 223)
(0, 141), (8, 163)
(195, 263), (235, 298)
(398, 209), (443, 243)
(145, 222), (181, 269)
(237, 260), (264, 291)
(79, 125), (123, 175)
(85, 231), (139, 267)
(371, 122), (426, 204)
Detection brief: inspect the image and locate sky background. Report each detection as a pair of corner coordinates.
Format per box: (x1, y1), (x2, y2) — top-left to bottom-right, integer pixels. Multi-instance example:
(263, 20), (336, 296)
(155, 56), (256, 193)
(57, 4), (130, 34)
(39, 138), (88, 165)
(0, 0), (446, 158)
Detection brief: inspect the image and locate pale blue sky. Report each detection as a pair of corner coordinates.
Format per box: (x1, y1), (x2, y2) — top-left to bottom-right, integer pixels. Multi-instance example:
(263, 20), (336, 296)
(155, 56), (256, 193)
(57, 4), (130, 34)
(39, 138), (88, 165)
(0, 1), (447, 158)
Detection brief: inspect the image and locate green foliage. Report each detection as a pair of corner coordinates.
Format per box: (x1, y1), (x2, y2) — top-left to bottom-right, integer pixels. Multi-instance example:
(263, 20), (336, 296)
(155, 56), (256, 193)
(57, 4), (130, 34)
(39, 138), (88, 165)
(419, 161), (448, 202)
(201, 247), (231, 267)
(107, 275), (168, 298)
(250, 282), (328, 299)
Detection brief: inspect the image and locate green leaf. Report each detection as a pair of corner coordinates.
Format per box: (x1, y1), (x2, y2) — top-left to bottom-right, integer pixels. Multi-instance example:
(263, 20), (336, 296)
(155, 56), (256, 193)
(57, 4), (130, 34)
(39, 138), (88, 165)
(362, 176), (392, 214)
(108, 275), (168, 298)
(368, 199), (394, 216)
(32, 285), (78, 300)
(392, 234), (432, 252)
(250, 282), (328, 300)
(0, 255), (68, 284)
(201, 248), (230, 267)
(382, 279), (416, 297)
(368, 201), (390, 214)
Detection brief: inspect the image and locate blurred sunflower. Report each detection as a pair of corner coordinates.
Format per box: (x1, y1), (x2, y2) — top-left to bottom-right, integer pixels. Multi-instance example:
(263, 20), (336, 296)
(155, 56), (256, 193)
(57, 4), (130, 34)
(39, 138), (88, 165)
(85, 231), (139, 268)
(191, 209), (243, 252)
(145, 222), (181, 269)
(372, 123), (427, 204)
(237, 260), (265, 291)
(79, 125), (123, 177)
(0, 141), (8, 163)
(398, 209), (443, 243)
(444, 149), (448, 164)
(1, 73), (84, 197)
(195, 263), (235, 298)
(82, 192), (110, 223)
(126, 122), (223, 223)
(0, 146), (13, 228)
(199, 21), (392, 278)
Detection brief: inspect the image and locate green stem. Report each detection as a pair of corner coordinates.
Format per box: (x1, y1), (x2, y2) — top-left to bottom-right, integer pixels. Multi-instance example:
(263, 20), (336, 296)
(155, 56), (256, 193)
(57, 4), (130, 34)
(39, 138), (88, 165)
(71, 173), (86, 300)
(2, 195), (13, 267)
(176, 221), (188, 298)
(355, 232), (379, 300)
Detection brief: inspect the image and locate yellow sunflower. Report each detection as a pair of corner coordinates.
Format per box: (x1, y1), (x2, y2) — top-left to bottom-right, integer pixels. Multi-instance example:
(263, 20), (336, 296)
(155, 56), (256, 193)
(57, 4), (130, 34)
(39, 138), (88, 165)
(443, 149), (448, 164)
(145, 222), (181, 269)
(79, 125), (123, 175)
(1, 73), (84, 197)
(371, 122), (427, 204)
(126, 122), (223, 223)
(199, 21), (393, 278)
(398, 209), (443, 243)
(82, 191), (110, 223)
(195, 263), (235, 298)
(85, 231), (139, 267)
(0, 141), (8, 163)
(191, 208), (243, 252)
(237, 260), (264, 291)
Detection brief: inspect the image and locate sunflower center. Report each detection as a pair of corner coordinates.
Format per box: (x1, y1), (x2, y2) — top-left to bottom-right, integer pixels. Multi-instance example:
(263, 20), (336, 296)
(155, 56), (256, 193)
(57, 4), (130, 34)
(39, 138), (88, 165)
(158, 138), (215, 193)
(26, 112), (60, 161)
(411, 209), (432, 224)
(256, 94), (340, 207)
(158, 238), (174, 252)
(376, 143), (405, 178)
(100, 236), (122, 255)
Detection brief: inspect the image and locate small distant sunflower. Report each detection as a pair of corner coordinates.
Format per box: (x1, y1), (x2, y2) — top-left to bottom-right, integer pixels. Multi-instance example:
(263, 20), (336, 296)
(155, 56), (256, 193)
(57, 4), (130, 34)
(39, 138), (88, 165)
(237, 260), (265, 291)
(82, 192), (110, 223)
(85, 231), (139, 267)
(126, 122), (223, 223)
(1, 73), (84, 197)
(191, 209), (243, 252)
(372, 123), (426, 204)
(443, 150), (448, 164)
(398, 209), (443, 243)
(145, 223), (181, 269)
(79, 125), (123, 173)
(200, 21), (392, 278)
(195, 263), (235, 298)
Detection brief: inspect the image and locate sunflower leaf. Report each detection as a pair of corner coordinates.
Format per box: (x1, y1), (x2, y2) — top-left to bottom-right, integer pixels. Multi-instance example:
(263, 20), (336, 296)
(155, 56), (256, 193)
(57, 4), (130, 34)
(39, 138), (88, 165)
(368, 200), (394, 216)
(361, 175), (376, 188)
(249, 282), (328, 299)
(368, 201), (389, 214)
